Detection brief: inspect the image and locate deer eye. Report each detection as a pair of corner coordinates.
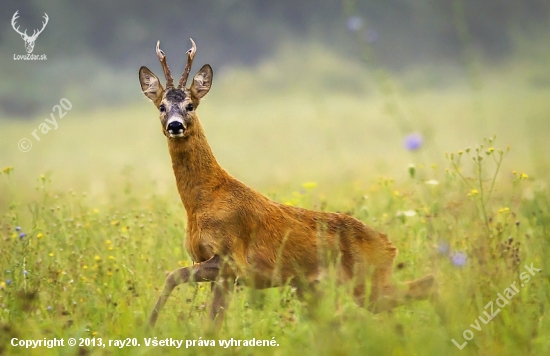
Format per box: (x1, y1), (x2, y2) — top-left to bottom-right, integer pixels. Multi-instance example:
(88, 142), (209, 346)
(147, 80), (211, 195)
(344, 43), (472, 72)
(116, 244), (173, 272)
(159, 104), (166, 113)
(186, 103), (194, 111)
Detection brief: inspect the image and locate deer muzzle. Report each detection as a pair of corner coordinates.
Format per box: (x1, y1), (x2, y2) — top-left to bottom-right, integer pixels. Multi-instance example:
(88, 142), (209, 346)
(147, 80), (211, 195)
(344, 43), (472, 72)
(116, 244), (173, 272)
(166, 117), (186, 138)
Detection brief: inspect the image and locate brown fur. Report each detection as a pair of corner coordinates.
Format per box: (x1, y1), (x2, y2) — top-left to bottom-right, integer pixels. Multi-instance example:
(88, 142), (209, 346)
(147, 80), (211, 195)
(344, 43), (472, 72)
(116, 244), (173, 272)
(139, 42), (434, 327)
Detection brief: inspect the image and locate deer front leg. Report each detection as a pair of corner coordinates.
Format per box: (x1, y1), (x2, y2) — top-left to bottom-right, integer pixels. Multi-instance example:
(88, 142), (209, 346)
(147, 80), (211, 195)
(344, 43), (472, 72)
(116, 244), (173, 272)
(149, 255), (223, 327)
(209, 277), (233, 326)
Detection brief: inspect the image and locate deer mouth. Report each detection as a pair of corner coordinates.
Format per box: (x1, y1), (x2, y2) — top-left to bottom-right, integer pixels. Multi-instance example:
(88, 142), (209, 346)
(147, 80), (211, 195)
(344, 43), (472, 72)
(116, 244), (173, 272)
(166, 118), (186, 138)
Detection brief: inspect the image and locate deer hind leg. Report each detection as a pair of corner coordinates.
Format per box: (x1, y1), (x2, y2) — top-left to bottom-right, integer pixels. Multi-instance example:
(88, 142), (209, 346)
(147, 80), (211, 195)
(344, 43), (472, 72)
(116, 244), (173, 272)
(347, 233), (399, 311)
(402, 274), (436, 301)
(350, 256), (398, 311)
(366, 261), (400, 313)
(148, 255), (225, 327)
(292, 277), (323, 318)
(362, 235), (435, 313)
(367, 273), (436, 313)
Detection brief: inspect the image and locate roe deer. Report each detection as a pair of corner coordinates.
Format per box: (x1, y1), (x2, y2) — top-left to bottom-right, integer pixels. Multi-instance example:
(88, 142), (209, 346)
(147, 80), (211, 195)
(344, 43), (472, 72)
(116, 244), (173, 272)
(139, 39), (435, 327)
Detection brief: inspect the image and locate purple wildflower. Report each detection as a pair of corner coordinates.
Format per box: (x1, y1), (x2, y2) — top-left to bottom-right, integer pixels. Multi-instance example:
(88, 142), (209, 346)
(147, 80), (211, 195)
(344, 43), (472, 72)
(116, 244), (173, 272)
(47, 306), (52, 311)
(19, 232), (26, 239)
(23, 270), (28, 276)
(451, 251), (467, 267)
(404, 133), (424, 151)
(15, 226), (21, 231)
(347, 16), (363, 32)
(6, 279), (11, 285)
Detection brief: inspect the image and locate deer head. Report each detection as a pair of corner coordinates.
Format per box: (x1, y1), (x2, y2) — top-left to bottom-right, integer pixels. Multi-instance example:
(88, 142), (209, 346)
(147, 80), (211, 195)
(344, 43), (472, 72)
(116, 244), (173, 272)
(11, 11), (49, 54)
(139, 39), (213, 139)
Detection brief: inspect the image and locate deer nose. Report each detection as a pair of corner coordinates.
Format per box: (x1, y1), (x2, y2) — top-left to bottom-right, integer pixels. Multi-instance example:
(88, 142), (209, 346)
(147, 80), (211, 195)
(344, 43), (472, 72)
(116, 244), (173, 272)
(167, 120), (185, 135)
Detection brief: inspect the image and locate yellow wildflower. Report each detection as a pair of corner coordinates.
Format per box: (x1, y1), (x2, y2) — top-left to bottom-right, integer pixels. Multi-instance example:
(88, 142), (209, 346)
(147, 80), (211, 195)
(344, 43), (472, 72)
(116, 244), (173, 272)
(178, 260), (189, 267)
(2, 166), (14, 174)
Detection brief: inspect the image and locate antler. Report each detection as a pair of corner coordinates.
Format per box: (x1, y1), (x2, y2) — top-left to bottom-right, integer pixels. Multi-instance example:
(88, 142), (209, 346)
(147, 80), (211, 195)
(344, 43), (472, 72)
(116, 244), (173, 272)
(11, 11), (28, 39)
(29, 13), (49, 40)
(178, 38), (197, 89)
(156, 41), (174, 88)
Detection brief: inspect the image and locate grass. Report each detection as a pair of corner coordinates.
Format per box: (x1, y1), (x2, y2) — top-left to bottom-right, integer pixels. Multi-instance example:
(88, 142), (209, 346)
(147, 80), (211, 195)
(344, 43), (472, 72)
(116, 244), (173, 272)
(0, 46), (549, 355)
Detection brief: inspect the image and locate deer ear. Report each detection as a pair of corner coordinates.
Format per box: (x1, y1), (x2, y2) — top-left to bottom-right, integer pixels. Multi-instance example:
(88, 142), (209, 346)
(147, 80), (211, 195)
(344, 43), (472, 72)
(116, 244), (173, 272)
(139, 66), (164, 104)
(190, 64), (213, 102)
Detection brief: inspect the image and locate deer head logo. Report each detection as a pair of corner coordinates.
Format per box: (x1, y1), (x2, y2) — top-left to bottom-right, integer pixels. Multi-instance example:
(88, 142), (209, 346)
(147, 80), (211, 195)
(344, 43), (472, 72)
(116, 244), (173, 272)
(11, 11), (49, 54)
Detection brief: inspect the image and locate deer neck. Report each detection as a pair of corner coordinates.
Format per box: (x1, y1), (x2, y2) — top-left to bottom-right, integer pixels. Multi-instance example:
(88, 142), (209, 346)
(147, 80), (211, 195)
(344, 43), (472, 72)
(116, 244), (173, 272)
(167, 120), (226, 213)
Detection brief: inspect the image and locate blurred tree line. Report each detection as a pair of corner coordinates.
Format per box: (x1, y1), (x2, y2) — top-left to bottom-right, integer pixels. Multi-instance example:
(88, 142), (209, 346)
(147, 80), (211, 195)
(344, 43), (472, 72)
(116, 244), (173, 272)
(0, 0), (548, 117)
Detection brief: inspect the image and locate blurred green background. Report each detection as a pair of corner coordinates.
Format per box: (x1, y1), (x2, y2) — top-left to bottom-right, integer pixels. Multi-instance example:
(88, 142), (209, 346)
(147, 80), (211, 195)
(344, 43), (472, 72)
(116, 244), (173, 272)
(1, 3), (550, 354)
(1, 0), (549, 210)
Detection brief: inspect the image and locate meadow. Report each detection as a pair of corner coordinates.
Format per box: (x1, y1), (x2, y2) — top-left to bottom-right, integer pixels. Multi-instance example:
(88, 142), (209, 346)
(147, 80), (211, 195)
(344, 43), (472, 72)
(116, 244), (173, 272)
(1, 45), (549, 355)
